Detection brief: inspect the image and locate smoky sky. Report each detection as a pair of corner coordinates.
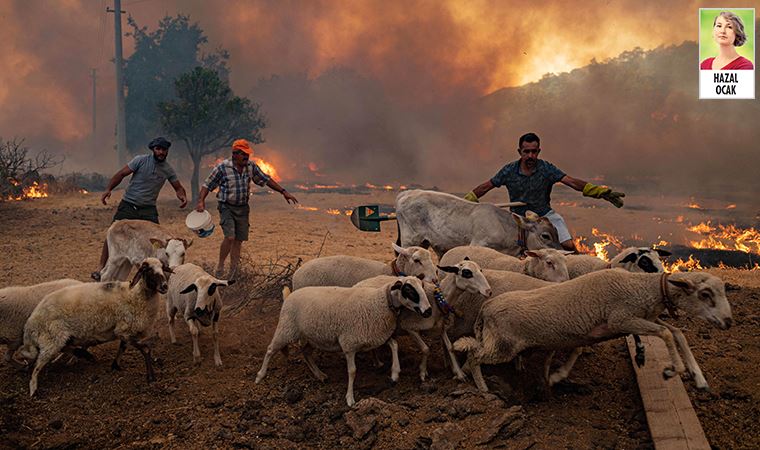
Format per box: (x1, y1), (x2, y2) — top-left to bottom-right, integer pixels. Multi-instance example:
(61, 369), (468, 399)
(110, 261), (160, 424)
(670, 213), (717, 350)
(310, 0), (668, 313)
(1, 0), (758, 194)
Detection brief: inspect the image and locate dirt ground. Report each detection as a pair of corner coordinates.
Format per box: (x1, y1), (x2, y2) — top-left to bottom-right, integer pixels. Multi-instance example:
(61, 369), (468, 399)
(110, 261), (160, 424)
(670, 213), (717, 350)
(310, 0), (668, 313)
(0, 190), (758, 449)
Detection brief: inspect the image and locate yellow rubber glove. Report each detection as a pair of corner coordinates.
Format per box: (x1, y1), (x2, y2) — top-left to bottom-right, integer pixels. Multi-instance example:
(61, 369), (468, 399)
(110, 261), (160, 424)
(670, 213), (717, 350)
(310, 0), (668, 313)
(463, 191), (479, 203)
(582, 182), (625, 208)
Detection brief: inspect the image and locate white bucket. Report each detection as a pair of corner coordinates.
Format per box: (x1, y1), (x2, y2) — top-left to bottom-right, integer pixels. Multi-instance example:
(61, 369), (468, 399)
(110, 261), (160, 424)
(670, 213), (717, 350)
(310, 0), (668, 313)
(185, 210), (215, 238)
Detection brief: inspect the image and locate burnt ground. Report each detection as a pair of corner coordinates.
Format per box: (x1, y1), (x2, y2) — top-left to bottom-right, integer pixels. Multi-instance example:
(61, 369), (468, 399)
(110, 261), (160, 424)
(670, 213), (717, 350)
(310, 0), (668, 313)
(0, 192), (758, 449)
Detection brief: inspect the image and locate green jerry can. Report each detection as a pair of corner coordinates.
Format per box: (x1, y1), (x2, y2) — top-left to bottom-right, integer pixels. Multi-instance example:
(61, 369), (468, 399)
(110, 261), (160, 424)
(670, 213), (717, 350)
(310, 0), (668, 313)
(349, 205), (397, 232)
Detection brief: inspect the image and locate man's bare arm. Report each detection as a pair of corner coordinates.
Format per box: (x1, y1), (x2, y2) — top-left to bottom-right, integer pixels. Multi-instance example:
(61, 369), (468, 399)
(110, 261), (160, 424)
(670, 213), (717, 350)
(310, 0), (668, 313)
(559, 175), (588, 192)
(101, 165), (134, 205)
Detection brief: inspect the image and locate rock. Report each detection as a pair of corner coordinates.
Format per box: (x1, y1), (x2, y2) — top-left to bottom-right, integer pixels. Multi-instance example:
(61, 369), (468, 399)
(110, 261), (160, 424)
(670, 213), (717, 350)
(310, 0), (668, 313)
(284, 387), (303, 404)
(397, 418), (410, 427)
(344, 412), (377, 440)
(430, 422), (464, 450)
(284, 425), (306, 442)
(420, 382), (438, 394)
(217, 429), (233, 440)
(112, 425), (122, 437)
(240, 400), (260, 421)
(473, 406), (525, 445)
(415, 436), (433, 450)
(49, 419), (63, 430)
(591, 430), (618, 449)
(205, 398), (225, 409)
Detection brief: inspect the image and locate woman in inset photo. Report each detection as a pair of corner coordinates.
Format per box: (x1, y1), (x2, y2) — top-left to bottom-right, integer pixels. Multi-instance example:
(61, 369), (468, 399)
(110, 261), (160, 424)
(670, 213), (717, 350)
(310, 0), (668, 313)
(700, 11), (754, 70)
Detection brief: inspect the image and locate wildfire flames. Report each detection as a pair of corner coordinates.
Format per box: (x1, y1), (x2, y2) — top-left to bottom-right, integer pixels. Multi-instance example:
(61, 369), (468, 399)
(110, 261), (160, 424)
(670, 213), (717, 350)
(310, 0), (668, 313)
(296, 204), (352, 216)
(205, 156), (281, 182)
(5, 180), (49, 201)
(576, 220), (760, 272)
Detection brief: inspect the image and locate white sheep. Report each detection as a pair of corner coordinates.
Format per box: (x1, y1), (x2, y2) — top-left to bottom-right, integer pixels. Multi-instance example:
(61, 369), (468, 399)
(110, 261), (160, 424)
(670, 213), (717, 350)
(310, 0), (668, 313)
(20, 258), (171, 396)
(354, 259), (492, 381)
(291, 243), (439, 290)
(566, 247), (671, 279)
(255, 276), (432, 407)
(0, 279), (83, 366)
(440, 246), (570, 282)
(166, 263), (235, 366)
(454, 270), (732, 392)
(97, 219), (192, 281)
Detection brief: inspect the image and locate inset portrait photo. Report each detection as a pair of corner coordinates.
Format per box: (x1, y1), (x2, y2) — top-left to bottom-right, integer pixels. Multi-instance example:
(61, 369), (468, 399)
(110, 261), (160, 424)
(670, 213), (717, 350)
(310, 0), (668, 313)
(700, 9), (754, 70)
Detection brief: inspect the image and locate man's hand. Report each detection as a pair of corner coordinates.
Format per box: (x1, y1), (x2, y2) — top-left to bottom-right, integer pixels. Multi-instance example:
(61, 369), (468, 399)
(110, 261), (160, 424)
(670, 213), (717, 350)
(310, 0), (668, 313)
(195, 200), (205, 212)
(177, 193), (188, 209)
(101, 190), (111, 205)
(282, 190), (299, 204)
(463, 191), (479, 203)
(582, 183), (625, 208)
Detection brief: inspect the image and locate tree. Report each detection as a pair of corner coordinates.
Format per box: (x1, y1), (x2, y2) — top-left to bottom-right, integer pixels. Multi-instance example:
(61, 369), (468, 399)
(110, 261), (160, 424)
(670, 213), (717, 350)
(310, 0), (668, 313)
(159, 67), (267, 201)
(124, 15), (229, 156)
(0, 137), (62, 199)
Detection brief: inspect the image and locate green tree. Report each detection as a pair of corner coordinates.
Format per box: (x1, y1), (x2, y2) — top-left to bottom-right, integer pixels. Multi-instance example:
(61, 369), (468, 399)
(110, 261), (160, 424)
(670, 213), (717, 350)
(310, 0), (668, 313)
(124, 15), (229, 156)
(159, 67), (267, 201)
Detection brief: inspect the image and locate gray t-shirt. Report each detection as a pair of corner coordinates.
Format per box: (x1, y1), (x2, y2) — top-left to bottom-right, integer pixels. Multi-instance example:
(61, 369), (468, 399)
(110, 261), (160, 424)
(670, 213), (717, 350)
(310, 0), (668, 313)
(490, 159), (566, 216)
(122, 154), (178, 206)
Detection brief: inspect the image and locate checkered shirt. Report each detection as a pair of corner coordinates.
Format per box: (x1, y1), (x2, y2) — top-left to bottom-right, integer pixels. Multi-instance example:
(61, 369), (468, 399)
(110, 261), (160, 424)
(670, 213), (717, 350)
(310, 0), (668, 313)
(203, 159), (271, 206)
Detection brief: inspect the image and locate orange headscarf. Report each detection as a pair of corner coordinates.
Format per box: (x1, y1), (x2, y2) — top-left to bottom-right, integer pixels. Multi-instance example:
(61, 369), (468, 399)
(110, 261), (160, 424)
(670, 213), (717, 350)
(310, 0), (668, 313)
(232, 139), (253, 155)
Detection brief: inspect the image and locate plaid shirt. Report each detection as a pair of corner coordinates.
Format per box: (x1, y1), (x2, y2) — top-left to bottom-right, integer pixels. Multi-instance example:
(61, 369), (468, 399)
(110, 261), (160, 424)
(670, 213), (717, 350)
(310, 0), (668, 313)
(203, 159), (271, 206)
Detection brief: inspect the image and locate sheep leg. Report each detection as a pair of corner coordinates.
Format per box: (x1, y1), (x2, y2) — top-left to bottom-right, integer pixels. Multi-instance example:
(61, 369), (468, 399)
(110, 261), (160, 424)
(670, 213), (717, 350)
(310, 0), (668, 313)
(387, 338), (400, 383)
(345, 351), (357, 407)
(29, 346), (58, 397)
(611, 318), (685, 378)
(212, 319), (222, 367)
(441, 330), (466, 381)
(656, 319), (707, 389)
(131, 339), (156, 382)
(548, 348), (583, 386)
(469, 358), (488, 392)
(167, 307), (177, 344)
(543, 350), (556, 385)
(407, 330), (430, 382)
(301, 343), (327, 382)
(186, 318), (201, 366)
(111, 339), (127, 371)
(255, 336), (291, 384)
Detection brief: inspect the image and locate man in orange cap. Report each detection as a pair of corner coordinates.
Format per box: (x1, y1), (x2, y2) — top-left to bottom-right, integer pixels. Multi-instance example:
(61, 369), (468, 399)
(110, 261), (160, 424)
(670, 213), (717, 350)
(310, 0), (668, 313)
(196, 139), (298, 278)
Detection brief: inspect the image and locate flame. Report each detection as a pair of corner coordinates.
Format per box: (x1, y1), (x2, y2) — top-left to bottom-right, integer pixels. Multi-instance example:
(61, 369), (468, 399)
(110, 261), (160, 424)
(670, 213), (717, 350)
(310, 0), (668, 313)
(725, 204), (736, 210)
(688, 221), (760, 254)
(664, 255), (705, 273)
(296, 205), (319, 211)
(590, 227), (624, 261)
(573, 236), (593, 254)
(204, 156), (281, 182)
(79, 188), (89, 194)
(325, 208), (341, 215)
(685, 198), (703, 210)
(6, 181), (49, 201)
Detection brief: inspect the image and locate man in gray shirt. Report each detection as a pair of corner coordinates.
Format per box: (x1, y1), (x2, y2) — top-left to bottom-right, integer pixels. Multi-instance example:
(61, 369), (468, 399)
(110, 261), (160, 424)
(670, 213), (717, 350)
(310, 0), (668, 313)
(92, 137), (187, 280)
(464, 132), (624, 252)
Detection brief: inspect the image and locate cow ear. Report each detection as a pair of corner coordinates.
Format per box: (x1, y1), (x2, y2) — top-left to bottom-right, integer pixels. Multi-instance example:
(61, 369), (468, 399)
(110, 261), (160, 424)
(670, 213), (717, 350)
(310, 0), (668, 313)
(180, 284), (197, 294)
(620, 252), (638, 264)
(654, 248), (672, 257)
(182, 238), (193, 248)
(463, 256), (470, 261)
(437, 265), (459, 274)
(511, 213), (529, 229)
(525, 211), (540, 222)
(208, 284), (217, 296)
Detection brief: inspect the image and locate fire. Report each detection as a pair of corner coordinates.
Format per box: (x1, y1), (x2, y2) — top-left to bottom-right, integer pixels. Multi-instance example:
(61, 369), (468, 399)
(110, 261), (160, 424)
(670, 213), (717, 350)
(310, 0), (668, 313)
(79, 188), (89, 194)
(688, 221), (760, 254)
(296, 205), (319, 211)
(685, 198), (703, 210)
(590, 227), (624, 261)
(204, 156), (281, 182)
(364, 182), (395, 191)
(326, 208), (341, 215)
(6, 181), (49, 201)
(726, 204), (736, 210)
(664, 255), (704, 273)
(573, 236), (593, 254)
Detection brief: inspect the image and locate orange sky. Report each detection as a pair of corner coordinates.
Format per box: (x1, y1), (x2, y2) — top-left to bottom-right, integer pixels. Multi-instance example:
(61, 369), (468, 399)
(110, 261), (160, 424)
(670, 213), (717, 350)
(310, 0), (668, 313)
(0, 0), (755, 172)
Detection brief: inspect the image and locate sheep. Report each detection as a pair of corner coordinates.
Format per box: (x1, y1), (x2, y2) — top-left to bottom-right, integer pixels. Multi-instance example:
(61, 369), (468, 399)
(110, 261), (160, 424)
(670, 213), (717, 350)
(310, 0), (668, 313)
(255, 276), (432, 407)
(454, 270), (732, 392)
(19, 258), (171, 397)
(565, 246), (672, 366)
(166, 263), (235, 366)
(97, 219), (192, 281)
(0, 279), (83, 366)
(440, 246), (570, 282)
(291, 243), (439, 290)
(566, 247), (671, 279)
(354, 259), (492, 381)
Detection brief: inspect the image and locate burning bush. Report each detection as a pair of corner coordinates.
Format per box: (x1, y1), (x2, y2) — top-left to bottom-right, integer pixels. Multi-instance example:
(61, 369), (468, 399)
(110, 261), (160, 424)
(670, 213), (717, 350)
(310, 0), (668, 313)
(1, 137), (62, 201)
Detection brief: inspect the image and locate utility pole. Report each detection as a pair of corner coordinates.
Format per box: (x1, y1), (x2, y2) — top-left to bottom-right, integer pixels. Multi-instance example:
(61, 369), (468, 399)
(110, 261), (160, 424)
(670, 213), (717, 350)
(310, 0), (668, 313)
(107, 0), (127, 167)
(91, 68), (97, 152)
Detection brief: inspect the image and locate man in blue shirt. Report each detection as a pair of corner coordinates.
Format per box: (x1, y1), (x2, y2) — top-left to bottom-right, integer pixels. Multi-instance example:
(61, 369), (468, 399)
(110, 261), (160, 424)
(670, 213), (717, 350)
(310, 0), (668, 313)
(92, 137), (188, 280)
(464, 132), (624, 252)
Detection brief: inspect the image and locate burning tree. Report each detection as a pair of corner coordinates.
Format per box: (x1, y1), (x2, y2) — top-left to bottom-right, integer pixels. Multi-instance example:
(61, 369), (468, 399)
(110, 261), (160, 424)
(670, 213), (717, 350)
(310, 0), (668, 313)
(0, 137), (61, 200)
(159, 67), (266, 201)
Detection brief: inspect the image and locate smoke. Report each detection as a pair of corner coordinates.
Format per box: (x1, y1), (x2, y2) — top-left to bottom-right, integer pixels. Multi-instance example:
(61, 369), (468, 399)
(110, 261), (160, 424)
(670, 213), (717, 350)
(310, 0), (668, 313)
(1, 0), (757, 196)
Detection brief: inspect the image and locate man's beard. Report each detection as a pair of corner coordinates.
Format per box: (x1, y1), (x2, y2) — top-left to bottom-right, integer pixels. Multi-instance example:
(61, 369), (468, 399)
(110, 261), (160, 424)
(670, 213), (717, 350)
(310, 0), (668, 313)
(153, 154), (166, 162)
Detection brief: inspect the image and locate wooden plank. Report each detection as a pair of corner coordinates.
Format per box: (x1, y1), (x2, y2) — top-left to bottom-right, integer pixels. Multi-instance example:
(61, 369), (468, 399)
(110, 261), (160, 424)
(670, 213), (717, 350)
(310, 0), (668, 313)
(626, 335), (711, 450)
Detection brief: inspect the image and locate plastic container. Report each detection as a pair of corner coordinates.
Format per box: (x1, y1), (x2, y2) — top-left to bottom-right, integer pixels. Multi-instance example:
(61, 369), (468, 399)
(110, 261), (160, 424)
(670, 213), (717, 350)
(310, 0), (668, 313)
(185, 210), (215, 238)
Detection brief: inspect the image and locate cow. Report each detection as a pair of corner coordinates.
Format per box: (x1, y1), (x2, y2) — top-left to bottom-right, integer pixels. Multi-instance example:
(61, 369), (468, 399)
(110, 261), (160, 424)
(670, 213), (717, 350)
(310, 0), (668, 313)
(395, 190), (562, 258)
